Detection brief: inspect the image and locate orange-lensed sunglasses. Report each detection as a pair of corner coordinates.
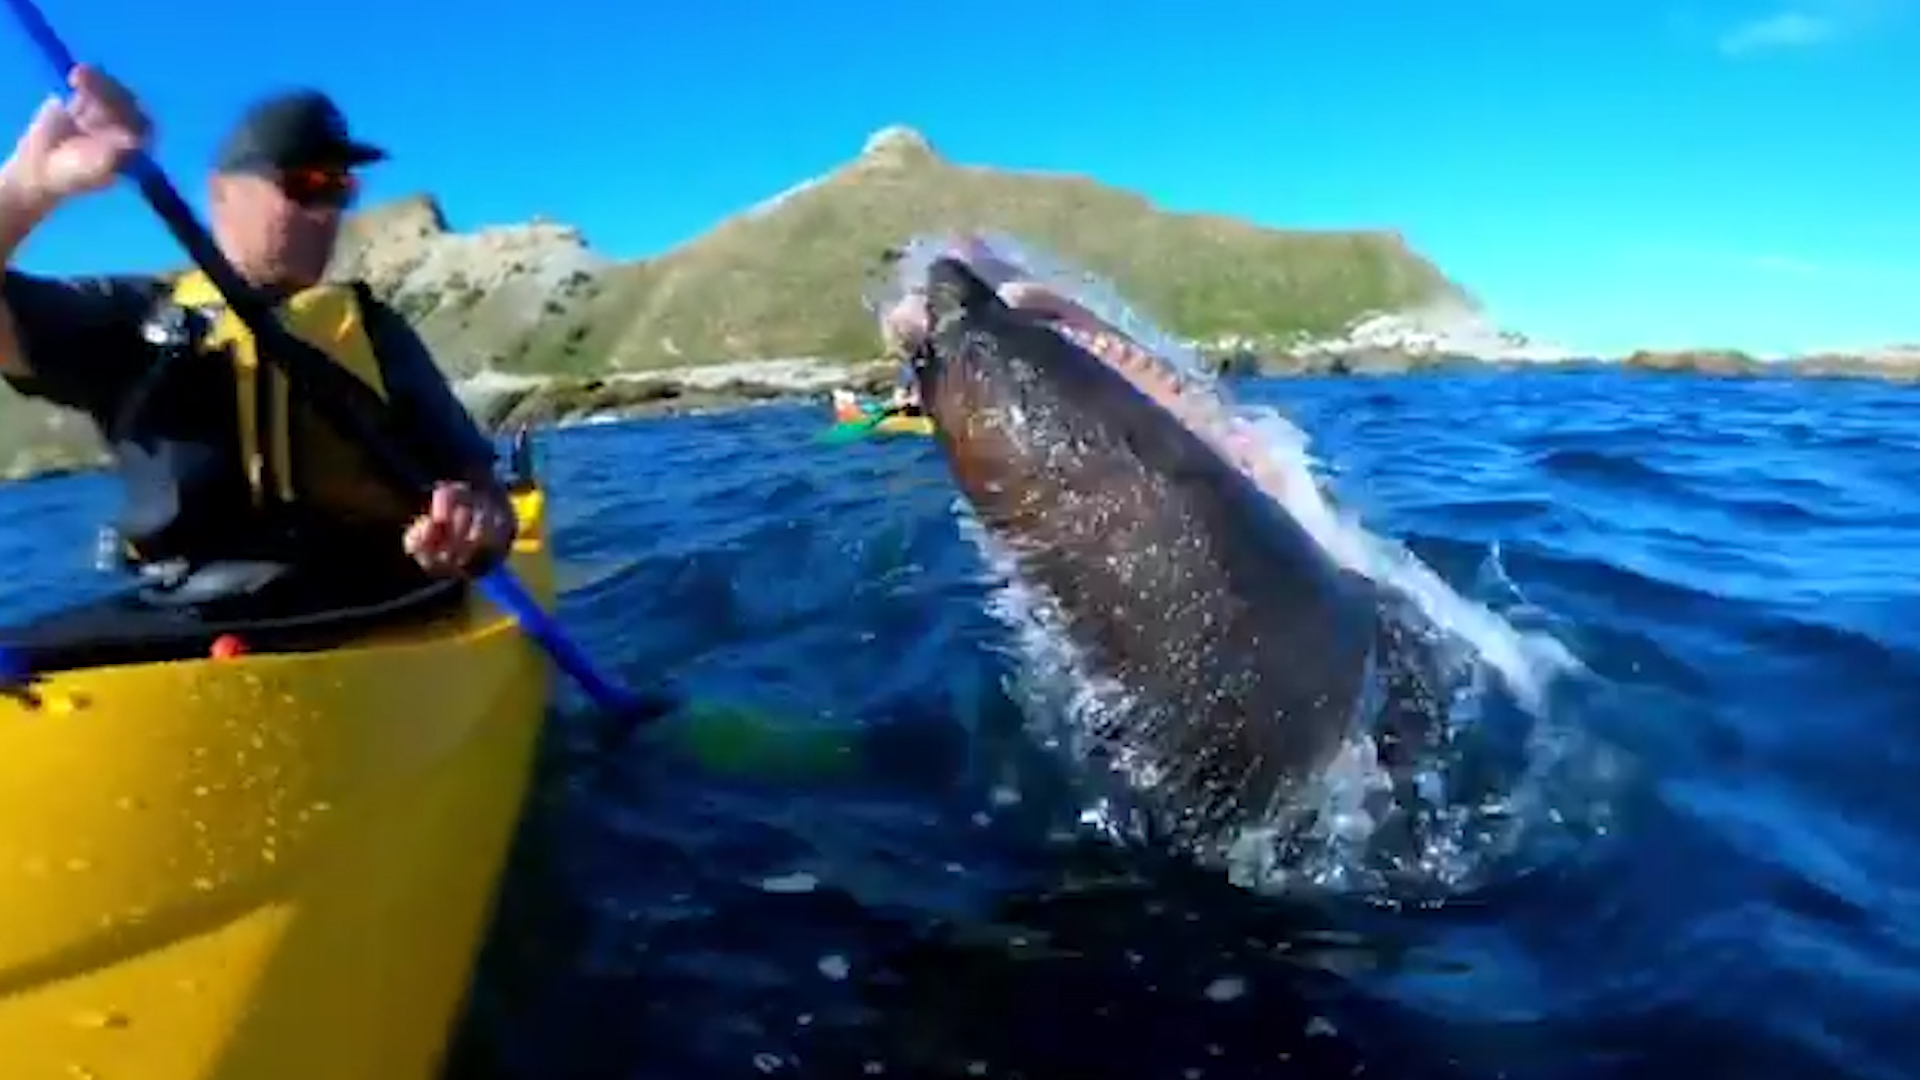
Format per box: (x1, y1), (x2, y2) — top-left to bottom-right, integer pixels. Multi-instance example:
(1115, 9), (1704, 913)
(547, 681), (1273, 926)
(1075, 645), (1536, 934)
(276, 166), (359, 210)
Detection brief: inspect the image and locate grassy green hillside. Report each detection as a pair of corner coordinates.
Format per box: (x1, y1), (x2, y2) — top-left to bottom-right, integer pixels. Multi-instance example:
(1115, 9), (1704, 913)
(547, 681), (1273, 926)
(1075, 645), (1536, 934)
(333, 125), (1469, 376)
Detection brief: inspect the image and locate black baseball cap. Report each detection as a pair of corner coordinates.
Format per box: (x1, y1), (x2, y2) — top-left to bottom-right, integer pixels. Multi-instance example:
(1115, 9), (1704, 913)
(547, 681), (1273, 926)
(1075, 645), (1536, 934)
(214, 89), (387, 174)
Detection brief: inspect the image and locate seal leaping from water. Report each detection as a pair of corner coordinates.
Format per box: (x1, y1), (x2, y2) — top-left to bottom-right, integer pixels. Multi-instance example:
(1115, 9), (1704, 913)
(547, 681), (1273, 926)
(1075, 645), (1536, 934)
(895, 250), (1384, 849)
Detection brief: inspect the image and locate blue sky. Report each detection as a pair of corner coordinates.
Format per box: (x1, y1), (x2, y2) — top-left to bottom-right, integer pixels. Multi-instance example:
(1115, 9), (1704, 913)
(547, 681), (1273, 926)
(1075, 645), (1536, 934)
(1, 0), (1913, 356)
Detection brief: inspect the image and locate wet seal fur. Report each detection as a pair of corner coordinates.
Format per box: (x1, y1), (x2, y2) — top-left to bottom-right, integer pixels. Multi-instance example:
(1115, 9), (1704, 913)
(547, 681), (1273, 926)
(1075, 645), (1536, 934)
(912, 256), (1388, 850)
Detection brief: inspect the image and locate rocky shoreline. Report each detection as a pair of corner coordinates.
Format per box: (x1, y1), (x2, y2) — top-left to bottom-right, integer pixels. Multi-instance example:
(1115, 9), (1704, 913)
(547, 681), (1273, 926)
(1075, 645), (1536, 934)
(4, 346), (1913, 485)
(457, 359), (906, 431)
(459, 343), (1920, 432)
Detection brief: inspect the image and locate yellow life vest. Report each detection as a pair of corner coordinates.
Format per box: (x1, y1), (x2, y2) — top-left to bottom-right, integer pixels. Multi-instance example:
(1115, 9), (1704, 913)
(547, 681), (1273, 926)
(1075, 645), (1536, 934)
(169, 270), (409, 528)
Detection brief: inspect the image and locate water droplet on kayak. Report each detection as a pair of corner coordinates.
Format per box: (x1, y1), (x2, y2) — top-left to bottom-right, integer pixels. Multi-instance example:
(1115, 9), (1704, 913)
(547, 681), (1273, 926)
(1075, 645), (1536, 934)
(1203, 976), (1247, 1002)
(190, 876), (214, 892)
(21, 856), (48, 877)
(70, 1009), (129, 1030)
(64, 856), (91, 872)
(112, 795), (146, 811)
(65, 1064), (98, 1079)
(758, 871), (818, 894)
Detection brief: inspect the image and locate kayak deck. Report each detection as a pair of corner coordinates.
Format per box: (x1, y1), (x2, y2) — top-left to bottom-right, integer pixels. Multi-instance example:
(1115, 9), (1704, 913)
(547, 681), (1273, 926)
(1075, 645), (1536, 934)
(0, 488), (555, 1080)
(826, 411), (936, 438)
(869, 413), (934, 436)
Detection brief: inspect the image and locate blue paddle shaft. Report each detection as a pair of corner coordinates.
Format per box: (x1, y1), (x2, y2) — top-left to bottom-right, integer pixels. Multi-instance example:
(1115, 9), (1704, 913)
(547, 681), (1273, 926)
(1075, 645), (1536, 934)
(475, 568), (639, 710)
(0, 0), (644, 714)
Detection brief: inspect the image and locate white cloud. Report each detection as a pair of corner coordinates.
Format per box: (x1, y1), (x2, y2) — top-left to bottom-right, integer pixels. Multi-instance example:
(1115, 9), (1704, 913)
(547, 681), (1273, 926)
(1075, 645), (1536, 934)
(1723, 251), (1920, 288)
(1626, 242), (1918, 286)
(1743, 253), (1829, 276)
(1711, 0), (1908, 55)
(1716, 10), (1839, 53)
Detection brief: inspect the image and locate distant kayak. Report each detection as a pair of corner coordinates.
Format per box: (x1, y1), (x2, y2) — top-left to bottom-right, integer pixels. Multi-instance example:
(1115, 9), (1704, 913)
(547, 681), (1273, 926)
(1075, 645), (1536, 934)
(820, 393), (937, 442)
(864, 413), (935, 436)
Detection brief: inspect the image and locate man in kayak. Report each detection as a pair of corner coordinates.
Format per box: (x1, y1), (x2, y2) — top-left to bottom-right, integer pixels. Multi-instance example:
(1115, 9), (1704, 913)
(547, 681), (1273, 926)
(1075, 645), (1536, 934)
(829, 387), (868, 424)
(828, 381), (921, 424)
(0, 65), (515, 662)
(882, 377), (924, 418)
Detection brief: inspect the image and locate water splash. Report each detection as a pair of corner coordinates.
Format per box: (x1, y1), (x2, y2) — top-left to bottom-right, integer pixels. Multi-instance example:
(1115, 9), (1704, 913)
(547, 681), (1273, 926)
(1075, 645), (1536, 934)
(888, 232), (1609, 899)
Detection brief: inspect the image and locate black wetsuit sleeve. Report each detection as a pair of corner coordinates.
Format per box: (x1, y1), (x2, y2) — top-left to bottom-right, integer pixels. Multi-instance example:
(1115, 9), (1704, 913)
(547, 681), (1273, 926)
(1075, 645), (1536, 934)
(362, 295), (499, 483)
(1, 270), (162, 417)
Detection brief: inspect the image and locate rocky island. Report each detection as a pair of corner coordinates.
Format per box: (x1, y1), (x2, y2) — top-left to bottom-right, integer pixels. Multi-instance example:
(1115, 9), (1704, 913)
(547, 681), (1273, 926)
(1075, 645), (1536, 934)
(0, 125), (1911, 480)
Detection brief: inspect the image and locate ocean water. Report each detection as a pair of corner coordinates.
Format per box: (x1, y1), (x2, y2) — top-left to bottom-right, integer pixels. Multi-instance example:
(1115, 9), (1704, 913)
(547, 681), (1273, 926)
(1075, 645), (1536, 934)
(0, 368), (1914, 1080)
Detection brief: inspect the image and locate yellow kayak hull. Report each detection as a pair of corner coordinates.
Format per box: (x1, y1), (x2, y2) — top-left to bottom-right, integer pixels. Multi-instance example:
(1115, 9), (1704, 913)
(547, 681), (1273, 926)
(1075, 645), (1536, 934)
(871, 413), (935, 436)
(0, 488), (556, 1080)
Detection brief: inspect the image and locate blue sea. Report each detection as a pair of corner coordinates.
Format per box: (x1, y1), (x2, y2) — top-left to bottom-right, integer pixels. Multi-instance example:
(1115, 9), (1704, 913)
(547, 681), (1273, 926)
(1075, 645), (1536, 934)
(1, 368), (1915, 1080)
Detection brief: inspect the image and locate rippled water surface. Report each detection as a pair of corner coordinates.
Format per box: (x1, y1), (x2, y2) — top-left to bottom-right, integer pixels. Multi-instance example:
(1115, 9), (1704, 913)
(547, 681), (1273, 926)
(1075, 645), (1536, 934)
(1, 368), (1914, 1080)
